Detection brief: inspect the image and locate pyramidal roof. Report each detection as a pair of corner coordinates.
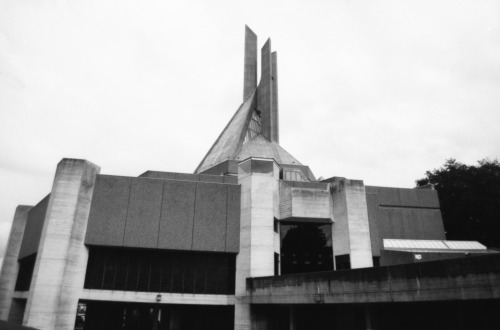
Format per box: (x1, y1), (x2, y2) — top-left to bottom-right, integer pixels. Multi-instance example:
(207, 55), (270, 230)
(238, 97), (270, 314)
(195, 26), (302, 174)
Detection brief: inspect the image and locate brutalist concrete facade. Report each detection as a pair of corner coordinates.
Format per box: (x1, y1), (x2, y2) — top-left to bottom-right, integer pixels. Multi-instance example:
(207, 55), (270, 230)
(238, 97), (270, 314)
(2, 26), (495, 330)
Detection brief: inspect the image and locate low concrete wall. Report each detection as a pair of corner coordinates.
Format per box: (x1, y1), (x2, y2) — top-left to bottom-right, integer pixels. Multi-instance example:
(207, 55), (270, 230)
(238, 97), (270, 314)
(247, 254), (500, 304)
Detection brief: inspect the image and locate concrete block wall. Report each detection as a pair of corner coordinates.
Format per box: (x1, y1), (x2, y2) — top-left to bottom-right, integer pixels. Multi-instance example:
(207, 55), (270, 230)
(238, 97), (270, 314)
(330, 178), (373, 269)
(23, 159), (100, 330)
(0, 205), (31, 321)
(366, 186), (445, 256)
(85, 175), (241, 253)
(279, 181), (333, 221)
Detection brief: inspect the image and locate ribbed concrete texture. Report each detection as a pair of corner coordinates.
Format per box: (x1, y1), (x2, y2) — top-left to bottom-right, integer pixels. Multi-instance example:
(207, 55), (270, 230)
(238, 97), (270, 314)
(23, 159), (100, 330)
(0, 205), (31, 321)
(235, 160), (278, 330)
(331, 178), (373, 269)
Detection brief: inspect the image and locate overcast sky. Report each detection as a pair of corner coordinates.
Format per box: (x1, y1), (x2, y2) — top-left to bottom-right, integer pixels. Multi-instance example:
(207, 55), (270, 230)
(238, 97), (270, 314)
(0, 0), (499, 260)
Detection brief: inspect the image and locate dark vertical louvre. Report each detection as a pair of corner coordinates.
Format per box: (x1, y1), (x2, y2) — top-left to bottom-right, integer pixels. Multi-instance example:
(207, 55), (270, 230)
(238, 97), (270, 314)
(183, 256), (195, 294)
(102, 251), (117, 290)
(137, 255), (151, 292)
(171, 256), (183, 293)
(160, 257), (173, 293)
(114, 253), (128, 290)
(204, 254), (217, 293)
(84, 250), (105, 289)
(149, 254), (161, 292)
(194, 255), (206, 294)
(84, 247), (236, 294)
(126, 252), (140, 291)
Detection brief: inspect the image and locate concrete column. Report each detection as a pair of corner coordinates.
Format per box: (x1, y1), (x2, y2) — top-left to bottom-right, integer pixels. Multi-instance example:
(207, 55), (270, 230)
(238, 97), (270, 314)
(23, 159), (100, 330)
(235, 159), (278, 330)
(331, 178), (373, 269)
(0, 205), (32, 321)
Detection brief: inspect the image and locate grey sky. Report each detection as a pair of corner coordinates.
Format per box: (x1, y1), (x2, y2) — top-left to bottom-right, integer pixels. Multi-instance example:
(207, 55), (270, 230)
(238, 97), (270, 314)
(1, 0), (499, 258)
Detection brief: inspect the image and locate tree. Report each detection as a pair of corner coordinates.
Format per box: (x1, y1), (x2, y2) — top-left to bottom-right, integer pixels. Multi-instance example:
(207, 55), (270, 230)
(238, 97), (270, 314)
(416, 158), (500, 248)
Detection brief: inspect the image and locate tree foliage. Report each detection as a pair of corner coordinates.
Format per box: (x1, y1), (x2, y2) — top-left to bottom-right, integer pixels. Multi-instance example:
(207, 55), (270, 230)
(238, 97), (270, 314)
(416, 159), (500, 248)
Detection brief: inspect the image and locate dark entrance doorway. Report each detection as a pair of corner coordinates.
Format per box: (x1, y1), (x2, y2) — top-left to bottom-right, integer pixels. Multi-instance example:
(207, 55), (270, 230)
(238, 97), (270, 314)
(80, 301), (234, 330)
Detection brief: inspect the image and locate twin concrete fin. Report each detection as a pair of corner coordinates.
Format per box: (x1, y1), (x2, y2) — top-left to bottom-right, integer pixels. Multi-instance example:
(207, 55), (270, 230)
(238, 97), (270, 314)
(195, 26), (283, 173)
(243, 25), (258, 102)
(257, 38), (279, 143)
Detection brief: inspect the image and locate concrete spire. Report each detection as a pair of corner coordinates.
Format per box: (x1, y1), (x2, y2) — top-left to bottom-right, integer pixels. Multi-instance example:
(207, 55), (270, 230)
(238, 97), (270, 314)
(243, 25), (257, 101)
(271, 51), (279, 143)
(257, 38), (279, 143)
(195, 27), (287, 174)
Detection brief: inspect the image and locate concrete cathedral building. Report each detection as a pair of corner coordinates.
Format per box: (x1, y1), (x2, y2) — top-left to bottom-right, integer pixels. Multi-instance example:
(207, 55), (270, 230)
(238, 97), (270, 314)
(1, 26), (499, 330)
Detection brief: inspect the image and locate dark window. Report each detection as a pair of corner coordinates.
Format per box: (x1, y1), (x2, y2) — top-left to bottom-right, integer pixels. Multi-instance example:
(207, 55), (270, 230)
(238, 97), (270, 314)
(372, 256), (380, 267)
(84, 247), (236, 295)
(273, 218), (279, 233)
(15, 253), (36, 291)
(274, 253), (280, 275)
(280, 222), (333, 275)
(335, 254), (351, 270)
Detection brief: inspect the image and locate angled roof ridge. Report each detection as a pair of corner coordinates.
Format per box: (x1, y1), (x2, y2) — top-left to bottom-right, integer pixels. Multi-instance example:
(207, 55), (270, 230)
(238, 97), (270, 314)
(234, 134), (303, 165)
(195, 89), (256, 173)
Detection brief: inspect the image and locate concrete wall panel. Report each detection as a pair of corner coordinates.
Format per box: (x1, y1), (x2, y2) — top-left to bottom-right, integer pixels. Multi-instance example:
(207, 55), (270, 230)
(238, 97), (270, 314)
(85, 175), (131, 246)
(139, 171), (177, 180)
(367, 187), (401, 206)
(417, 189), (440, 208)
(123, 178), (163, 248)
(379, 208), (404, 239)
(401, 209), (424, 239)
(398, 189), (420, 207)
(420, 209), (446, 240)
(159, 180), (196, 250)
(192, 183), (227, 252)
(19, 195), (49, 259)
(226, 185), (241, 252)
(198, 175), (224, 183)
(290, 188), (332, 220)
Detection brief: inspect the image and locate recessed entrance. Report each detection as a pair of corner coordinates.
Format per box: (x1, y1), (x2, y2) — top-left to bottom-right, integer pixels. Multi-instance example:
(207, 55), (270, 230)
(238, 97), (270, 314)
(78, 301), (234, 330)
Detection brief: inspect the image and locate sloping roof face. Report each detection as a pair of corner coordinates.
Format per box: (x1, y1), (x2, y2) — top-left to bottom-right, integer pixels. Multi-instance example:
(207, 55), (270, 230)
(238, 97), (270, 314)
(384, 239), (487, 252)
(195, 90), (256, 173)
(234, 135), (302, 165)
